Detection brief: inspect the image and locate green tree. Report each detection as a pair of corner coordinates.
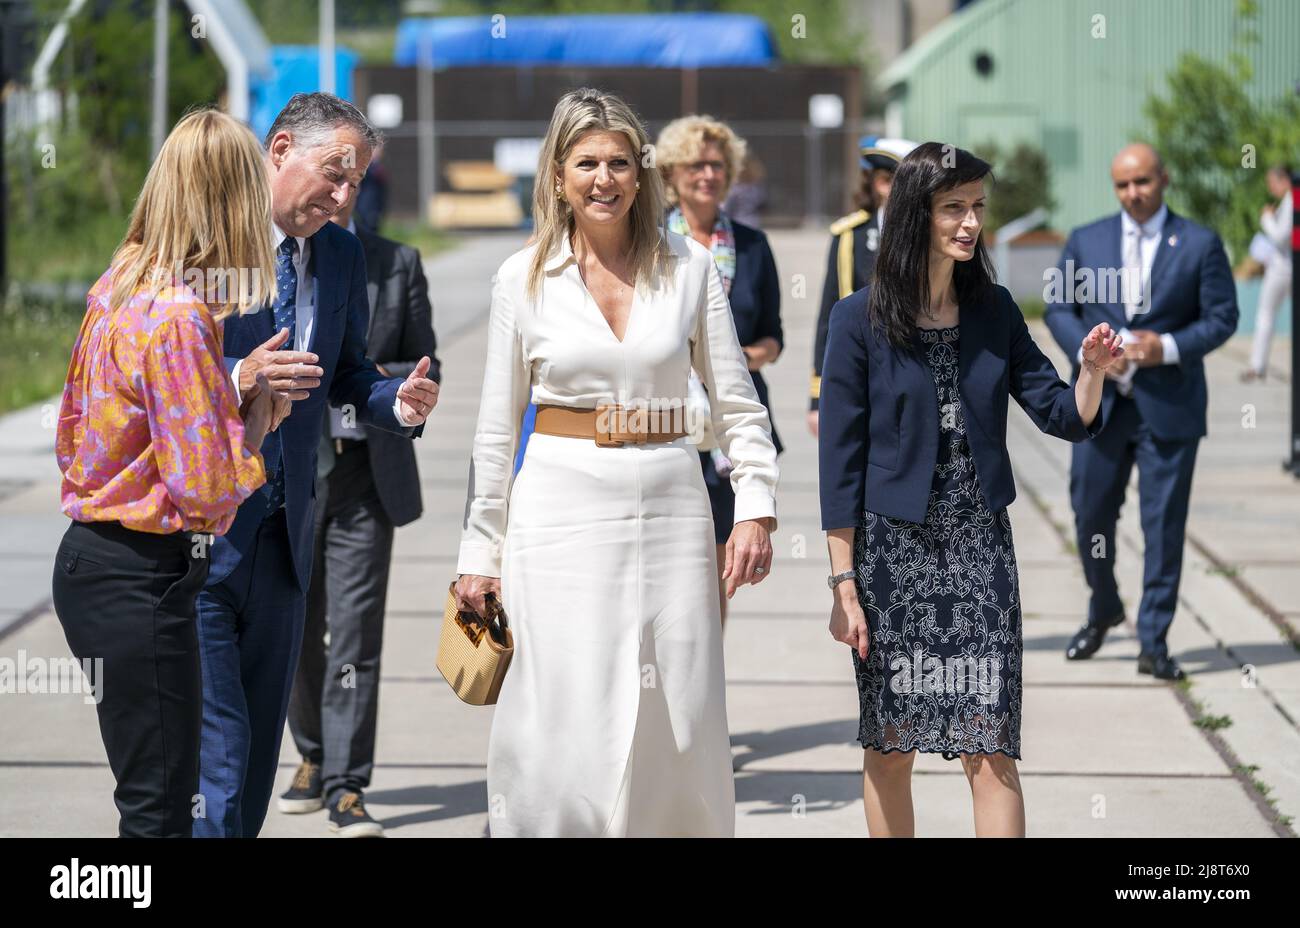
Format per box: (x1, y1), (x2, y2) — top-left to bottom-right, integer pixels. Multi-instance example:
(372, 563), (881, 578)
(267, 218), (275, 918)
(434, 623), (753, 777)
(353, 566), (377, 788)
(1142, 0), (1300, 261)
(972, 140), (1055, 238)
(8, 2), (224, 283)
(714, 0), (869, 67)
(245, 0), (317, 43)
(62, 5), (224, 212)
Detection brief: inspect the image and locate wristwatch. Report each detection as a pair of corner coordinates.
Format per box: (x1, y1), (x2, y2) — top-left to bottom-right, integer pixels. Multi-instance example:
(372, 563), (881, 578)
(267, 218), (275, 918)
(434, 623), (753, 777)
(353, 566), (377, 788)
(827, 569), (856, 591)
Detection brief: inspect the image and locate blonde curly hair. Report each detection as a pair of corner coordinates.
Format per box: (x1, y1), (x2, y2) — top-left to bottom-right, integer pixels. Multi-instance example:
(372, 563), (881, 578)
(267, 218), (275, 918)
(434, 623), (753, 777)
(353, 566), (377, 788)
(655, 115), (748, 206)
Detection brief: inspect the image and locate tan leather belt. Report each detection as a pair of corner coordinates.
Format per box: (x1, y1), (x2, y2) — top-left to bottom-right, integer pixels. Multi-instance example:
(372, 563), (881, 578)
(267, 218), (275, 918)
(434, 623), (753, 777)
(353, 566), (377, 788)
(534, 403), (688, 447)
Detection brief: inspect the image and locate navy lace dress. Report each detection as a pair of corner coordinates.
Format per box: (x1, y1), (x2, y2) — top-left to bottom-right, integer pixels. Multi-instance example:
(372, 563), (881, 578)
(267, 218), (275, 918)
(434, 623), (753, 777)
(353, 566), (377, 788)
(851, 325), (1023, 760)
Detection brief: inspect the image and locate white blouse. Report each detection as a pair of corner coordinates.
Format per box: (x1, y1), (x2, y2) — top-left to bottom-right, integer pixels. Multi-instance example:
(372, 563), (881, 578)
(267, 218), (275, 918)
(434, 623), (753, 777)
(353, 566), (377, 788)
(457, 228), (780, 577)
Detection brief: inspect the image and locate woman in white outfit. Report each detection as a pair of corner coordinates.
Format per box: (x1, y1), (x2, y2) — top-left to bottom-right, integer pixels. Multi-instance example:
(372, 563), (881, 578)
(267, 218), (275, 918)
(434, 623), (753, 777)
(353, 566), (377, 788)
(1243, 164), (1293, 382)
(455, 88), (780, 837)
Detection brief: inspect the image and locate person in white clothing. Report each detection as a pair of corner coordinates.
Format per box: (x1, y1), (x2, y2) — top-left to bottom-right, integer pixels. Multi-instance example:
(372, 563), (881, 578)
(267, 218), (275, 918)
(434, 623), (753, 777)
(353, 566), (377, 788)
(455, 88), (780, 837)
(1243, 165), (1293, 382)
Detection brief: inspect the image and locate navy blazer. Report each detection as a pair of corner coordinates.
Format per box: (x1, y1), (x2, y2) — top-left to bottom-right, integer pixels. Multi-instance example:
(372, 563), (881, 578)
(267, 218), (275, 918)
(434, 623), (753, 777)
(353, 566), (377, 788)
(1044, 209), (1238, 441)
(727, 219), (785, 453)
(819, 284), (1102, 530)
(215, 221), (418, 591)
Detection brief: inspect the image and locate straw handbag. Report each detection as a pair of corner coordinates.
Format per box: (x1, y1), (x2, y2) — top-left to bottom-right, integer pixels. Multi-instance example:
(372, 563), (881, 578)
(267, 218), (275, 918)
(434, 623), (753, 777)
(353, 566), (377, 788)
(436, 581), (514, 705)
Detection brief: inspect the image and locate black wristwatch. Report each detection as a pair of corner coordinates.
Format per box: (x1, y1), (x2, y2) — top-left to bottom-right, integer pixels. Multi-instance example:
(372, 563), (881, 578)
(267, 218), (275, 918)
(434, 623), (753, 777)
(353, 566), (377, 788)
(827, 569), (856, 591)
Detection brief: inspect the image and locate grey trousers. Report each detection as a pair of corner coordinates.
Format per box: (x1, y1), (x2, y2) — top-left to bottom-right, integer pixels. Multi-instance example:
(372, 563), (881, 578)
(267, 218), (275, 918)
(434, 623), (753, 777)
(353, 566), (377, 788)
(287, 445), (395, 801)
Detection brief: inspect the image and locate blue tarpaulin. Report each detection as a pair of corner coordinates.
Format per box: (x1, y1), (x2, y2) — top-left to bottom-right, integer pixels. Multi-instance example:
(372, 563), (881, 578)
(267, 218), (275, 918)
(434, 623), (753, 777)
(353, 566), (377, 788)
(394, 14), (778, 68)
(250, 46), (360, 141)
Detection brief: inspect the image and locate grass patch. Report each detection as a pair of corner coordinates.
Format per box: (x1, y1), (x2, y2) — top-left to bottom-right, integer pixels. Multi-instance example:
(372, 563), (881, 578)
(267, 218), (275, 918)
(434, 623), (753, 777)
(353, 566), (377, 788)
(1179, 678), (1235, 732)
(8, 211), (122, 289)
(1018, 296), (1046, 319)
(1193, 713), (1234, 732)
(376, 220), (458, 261)
(1184, 685), (1292, 832)
(340, 27), (397, 65)
(0, 293), (86, 415)
(1232, 763), (1292, 827)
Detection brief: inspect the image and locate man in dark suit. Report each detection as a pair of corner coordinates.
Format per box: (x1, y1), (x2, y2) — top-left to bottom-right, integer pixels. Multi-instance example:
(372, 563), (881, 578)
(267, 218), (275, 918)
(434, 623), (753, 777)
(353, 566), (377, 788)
(278, 185), (440, 837)
(1045, 143), (1238, 680)
(195, 94), (441, 838)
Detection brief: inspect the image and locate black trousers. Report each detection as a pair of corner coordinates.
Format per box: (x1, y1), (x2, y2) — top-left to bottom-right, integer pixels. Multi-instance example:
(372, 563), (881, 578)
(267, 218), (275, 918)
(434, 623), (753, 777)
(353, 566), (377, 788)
(51, 519), (209, 837)
(1069, 393), (1200, 658)
(287, 444), (395, 801)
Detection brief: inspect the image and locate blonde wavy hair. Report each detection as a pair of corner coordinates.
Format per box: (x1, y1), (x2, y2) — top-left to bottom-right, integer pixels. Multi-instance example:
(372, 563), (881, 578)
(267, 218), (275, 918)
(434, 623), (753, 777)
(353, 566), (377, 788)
(655, 114), (748, 206)
(109, 108), (276, 321)
(526, 88), (672, 302)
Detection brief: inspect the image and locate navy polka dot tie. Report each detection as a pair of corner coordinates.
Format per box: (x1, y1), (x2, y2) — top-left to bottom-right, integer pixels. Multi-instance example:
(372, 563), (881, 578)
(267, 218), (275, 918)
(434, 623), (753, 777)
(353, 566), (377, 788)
(265, 236), (298, 512)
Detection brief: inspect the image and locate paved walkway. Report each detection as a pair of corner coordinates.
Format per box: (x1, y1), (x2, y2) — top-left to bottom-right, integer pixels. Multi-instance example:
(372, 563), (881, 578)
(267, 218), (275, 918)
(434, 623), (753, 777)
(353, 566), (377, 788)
(0, 229), (1295, 837)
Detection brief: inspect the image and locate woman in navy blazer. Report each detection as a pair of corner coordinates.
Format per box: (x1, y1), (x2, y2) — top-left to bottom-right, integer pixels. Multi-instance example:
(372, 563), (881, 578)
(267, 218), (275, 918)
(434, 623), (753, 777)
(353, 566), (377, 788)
(659, 115), (784, 625)
(818, 143), (1124, 837)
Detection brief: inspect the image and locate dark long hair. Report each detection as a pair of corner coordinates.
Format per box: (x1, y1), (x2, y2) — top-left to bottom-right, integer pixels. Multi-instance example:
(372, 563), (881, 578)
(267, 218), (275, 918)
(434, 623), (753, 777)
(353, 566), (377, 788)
(868, 142), (996, 351)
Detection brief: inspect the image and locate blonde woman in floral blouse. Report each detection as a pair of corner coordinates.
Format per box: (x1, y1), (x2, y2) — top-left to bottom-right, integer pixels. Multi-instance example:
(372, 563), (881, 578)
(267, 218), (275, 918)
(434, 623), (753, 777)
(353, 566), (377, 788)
(52, 109), (288, 837)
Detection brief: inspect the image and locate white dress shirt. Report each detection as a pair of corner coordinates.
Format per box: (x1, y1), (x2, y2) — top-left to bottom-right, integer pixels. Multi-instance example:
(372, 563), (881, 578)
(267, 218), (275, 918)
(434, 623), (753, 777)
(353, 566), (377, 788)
(1078, 204), (1180, 394)
(1118, 205), (1180, 389)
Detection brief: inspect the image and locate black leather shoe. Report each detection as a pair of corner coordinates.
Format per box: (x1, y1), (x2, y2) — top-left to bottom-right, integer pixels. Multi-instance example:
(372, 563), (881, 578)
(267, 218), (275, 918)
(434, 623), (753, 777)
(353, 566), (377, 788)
(1065, 613), (1125, 661)
(1138, 653), (1186, 681)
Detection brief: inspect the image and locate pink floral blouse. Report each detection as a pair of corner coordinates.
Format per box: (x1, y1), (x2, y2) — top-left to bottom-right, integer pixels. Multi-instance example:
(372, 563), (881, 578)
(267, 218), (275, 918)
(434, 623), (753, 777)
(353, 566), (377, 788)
(56, 269), (266, 535)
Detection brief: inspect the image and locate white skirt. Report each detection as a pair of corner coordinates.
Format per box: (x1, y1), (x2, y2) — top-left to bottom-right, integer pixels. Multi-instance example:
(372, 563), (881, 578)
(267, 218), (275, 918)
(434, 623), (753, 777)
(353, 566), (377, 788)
(490, 431), (735, 837)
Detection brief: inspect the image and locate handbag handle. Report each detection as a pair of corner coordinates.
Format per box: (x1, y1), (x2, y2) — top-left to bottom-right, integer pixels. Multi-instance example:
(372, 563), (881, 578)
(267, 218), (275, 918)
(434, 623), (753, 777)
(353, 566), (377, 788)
(451, 581), (510, 637)
(483, 591), (509, 630)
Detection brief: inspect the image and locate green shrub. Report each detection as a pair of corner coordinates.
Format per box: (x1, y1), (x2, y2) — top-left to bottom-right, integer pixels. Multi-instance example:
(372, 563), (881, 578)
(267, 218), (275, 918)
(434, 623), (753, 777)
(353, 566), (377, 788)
(972, 141), (1056, 238)
(0, 292), (86, 414)
(1143, 2), (1300, 260)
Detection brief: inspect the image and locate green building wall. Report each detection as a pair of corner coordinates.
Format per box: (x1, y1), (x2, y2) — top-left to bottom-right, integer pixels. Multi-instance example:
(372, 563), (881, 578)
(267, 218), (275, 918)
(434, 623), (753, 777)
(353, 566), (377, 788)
(879, 0), (1300, 238)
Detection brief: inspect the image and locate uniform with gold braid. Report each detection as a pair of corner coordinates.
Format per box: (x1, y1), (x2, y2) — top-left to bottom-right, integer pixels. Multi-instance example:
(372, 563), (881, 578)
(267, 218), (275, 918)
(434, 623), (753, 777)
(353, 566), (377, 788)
(437, 582), (514, 705)
(810, 136), (918, 413)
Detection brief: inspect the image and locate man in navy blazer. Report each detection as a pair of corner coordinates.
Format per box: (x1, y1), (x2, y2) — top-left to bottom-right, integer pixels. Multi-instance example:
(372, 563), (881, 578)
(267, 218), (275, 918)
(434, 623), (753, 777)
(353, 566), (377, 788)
(194, 94), (440, 837)
(1045, 143), (1238, 680)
